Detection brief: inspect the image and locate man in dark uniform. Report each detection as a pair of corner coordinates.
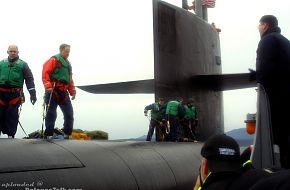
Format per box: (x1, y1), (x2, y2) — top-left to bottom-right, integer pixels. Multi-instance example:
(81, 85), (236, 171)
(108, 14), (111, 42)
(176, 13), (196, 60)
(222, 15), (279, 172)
(194, 134), (269, 190)
(144, 98), (166, 141)
(256, 15), (290, 169)
(0, 45), (36, 138)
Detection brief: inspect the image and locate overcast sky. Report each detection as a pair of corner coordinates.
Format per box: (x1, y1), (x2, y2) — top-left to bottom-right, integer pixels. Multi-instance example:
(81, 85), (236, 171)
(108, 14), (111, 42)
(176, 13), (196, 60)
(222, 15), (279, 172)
(1, 0), (289, 139)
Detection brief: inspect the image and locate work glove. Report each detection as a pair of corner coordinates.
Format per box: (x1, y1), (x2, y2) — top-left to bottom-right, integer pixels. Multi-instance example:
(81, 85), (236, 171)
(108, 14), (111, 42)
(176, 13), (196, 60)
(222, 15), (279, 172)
(248, 68), (256, 81)
(71, 94), (76, 100)
(29, 89), (37, 105)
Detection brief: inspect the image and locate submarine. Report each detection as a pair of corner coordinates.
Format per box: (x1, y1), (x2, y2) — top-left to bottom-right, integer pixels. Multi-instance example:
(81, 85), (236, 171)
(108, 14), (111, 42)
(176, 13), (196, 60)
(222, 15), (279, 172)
(0, 0), (260, 190)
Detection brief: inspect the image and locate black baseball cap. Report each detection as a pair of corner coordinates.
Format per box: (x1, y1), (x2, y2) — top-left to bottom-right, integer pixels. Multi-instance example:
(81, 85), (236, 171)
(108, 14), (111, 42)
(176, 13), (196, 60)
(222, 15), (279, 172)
(201, 134), (241, 173)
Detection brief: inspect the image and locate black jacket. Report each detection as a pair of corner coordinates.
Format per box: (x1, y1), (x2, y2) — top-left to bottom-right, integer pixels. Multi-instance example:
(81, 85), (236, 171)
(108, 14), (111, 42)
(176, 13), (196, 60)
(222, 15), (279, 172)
(256, 27), (290, 169)
(249, 169), (290, 190)
(201, 166), (269, 190)
(256, 27), (290, 92)
(22, 61), (36, 95)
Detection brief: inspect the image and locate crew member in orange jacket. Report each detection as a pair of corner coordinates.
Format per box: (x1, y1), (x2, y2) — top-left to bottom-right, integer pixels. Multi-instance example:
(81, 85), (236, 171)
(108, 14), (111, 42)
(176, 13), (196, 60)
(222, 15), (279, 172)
(42, 44), (76, 139)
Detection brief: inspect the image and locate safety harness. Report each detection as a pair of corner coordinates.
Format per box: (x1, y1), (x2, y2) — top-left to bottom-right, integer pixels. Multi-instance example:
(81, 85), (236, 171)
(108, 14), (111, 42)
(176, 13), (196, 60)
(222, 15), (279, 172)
(0, 87), (23, 106)
(52, 89), (69, 105)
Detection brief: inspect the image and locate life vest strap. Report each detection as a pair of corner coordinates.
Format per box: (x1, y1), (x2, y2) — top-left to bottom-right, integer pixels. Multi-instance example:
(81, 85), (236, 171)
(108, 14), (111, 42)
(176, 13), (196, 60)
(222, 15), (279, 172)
(0, 100), (7, 106)
(0, 87), (22, 93)
(9, 97), (21, 105)
(0, 97), (21, 106)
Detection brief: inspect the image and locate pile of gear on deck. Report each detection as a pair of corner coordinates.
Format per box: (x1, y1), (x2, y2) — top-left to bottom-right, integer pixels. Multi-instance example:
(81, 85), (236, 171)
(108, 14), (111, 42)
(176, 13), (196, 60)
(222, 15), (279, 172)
(24, 128), (108, 140)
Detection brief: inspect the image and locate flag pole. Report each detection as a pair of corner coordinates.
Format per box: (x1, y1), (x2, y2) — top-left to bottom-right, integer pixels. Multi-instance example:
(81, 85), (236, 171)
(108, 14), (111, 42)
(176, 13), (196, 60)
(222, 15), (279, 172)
(182, 0), (188, 10)
(195, 0), (203, 19)
(202, 6), (208, 21)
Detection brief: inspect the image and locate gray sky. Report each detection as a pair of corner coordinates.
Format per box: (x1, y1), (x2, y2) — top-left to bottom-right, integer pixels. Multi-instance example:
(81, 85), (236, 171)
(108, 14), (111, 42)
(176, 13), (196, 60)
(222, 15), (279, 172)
(0, 0), (289, 139)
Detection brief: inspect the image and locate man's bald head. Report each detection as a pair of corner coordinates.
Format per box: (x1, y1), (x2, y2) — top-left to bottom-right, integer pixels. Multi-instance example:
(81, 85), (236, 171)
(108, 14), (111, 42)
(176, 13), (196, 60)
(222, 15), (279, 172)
(8, 45), (18, 51)
(7, 45), (19, 60)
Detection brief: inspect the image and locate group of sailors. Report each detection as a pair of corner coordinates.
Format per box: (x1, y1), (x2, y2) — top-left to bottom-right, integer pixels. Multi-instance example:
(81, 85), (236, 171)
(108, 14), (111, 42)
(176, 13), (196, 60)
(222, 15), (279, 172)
(0, 44), (75, 139)
(144, 97), (198, 142)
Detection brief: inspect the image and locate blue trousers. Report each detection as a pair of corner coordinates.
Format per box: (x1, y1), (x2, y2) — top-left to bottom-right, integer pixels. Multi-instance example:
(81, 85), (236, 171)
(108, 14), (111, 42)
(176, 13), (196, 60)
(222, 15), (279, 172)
(44, 90), (74, 136)
(168, 115), (180, 142)
(146, 121), (155, 141)
(0, 91), (21, 137)
(0, 102), (20, 137)
(146, 119), (164, 141)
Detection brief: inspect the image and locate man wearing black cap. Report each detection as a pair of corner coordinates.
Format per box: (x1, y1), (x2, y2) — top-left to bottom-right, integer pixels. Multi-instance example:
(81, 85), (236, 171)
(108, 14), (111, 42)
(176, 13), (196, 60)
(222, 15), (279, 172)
(256, 15), (290, 169)
(194, 134), (269, 190)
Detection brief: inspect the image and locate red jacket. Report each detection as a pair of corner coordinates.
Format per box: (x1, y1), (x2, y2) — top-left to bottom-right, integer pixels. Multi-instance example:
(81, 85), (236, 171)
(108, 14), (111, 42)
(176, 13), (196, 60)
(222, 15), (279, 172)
(42, 56), (76, 96)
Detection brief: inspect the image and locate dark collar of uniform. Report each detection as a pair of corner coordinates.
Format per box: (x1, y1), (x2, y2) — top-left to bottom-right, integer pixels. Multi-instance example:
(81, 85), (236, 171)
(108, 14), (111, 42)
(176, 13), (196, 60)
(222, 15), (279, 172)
(262, 26), (281, 38)
(8, 56), (19, 63)
(201, 171), (241, 190)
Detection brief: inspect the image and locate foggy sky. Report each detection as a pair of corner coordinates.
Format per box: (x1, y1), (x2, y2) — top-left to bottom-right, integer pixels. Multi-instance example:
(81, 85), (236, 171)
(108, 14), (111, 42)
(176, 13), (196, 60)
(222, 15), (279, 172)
(0, 0), (289, 139)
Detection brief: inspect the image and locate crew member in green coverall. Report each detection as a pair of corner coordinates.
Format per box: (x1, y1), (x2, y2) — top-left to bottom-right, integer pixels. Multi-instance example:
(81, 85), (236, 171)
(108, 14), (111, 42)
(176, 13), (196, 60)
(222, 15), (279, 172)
(144, 98), (166, 141)
(181, 98), (198, 141)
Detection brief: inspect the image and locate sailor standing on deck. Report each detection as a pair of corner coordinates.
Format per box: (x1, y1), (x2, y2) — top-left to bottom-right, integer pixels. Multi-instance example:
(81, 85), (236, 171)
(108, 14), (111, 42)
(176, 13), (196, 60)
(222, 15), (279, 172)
(144, 98), (166, 141)
(256, 15), (290, 169)
(165, 97), (185, 142)
(0, 45), (36, 138)
(42, 44), (76, 139)
(181, 98), (198, 141)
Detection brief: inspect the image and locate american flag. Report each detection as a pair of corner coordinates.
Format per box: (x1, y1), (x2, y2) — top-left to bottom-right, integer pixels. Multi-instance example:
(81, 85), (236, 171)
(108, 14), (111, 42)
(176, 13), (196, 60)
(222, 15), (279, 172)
(202, 0), (216, 8)
(189, 0), (216, 10)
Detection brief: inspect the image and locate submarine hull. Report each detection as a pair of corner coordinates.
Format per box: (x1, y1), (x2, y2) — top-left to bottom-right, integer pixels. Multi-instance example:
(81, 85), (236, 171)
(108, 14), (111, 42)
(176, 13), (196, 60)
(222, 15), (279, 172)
(0, 139), (202, 190)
